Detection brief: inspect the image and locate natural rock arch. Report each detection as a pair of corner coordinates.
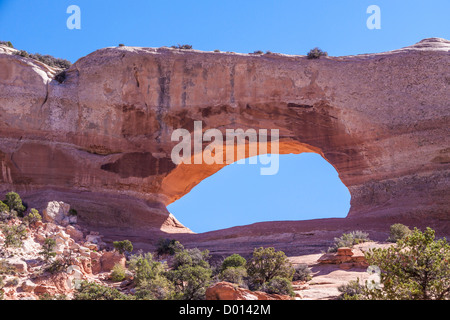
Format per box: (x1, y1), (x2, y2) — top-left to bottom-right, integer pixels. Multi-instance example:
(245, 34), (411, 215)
(0, 38), (448, 239)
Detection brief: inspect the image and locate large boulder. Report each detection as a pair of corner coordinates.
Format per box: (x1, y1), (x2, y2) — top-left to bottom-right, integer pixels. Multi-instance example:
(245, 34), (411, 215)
(42, 201), (75, 226)
(100, 251), (126, 272)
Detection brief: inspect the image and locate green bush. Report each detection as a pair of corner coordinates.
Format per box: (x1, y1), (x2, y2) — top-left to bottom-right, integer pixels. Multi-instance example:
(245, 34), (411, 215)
(219, 267), (247, 285)
(113, 240), (133, 255)
(292, 263), (312, 282)
(0, 201), (9, 213)
(129, 252), (174, 300)
(338, 279), (365, 300)
(0, 259), (15, 275)
(14, 50), (71, 69)
(74, 281), (133, 300)
(261, 276), (294, 297)
(168, 248), (213, 300)
(0, 41), (13, 48)
(221, 254), (247, 272)
(363, 227), (450, 300)
(246, 247), (295, 287)
(4, 192), (26, 217)
(328, 230), (370, 253)
(387, 223), (412, 243)
(23, 208), (42, 226)
(168, 264), (212, 300)
(110, 263), (126, 282)
(1, 224), (27, 249)
(128, 252), (167, 286)
(39, 237), (56, 262)
(172, 248), (210, 269)
(171, 44), (193, 50)
(306, 47), (328, 59)
(134, 275), (175, 300)
(38, 293), (67, 300)
(156, 238), (184, 256)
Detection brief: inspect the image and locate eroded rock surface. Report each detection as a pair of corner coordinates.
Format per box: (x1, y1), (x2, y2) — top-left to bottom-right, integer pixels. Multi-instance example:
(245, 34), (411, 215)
(0, 38), (448, 241)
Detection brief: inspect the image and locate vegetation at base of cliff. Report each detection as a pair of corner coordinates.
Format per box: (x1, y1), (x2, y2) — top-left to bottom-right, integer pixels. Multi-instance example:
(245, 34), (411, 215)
(113, 240), (133, 255)
(327, 230), (371, 253)
(339, 227), (450, 300)
(387, 223), (412, 242)
(156, 238), (184, 256)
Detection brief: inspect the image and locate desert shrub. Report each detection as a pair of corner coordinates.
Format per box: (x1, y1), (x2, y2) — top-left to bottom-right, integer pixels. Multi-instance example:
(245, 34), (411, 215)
(1, 224), (27, 249)
(0, 201), (9, 213)
(156, 238), (184, 256)
(45, 252), (77, 274)
(113, 240), (133, 255)
(171, 44), (193, 50)
(128, 253), (166, 286)
(167, 248), (212, 300)
(246, 247), (295, 288)
(39, 237), (56, 262)
(129, 253), (174, 300)
(253, 50), (264, 54)
(172, 248), (210, 270)
(15, 50), (29, 58)
(134, 275), (175, 300)
(307, 47), (328, 59)
(338, 279), (365, 300)
(292, 263), (312, 282)
(74, 281), (133, 300)
(387, 223), (412, 243)
(110, 263), (127, 282)
(328, 230), (370, 253)
(38, 293), (67, 300)
(362, 227), (450, 300)
(118, 43), (125, 47)
(23, 208), (42, 226)
(219, 266), (247, 285)
(261, 276), (294, 297)
(3, 192), (26, 217)
(0, 201), (15, 223)
(14, 50), (71, 69)
(0, 41), (13, 48)
(221, 254), (247, 272)
(0, 260), (15, 275)
(168, 264), (212, 300)
(214, 49), (220, 52)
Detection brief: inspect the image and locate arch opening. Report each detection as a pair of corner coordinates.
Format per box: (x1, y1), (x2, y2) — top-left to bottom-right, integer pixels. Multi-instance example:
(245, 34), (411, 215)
(167, 153), (351, 233)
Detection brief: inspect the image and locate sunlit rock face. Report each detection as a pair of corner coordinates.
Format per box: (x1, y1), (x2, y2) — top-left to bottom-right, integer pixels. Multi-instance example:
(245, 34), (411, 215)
(0, 38), (448, 238)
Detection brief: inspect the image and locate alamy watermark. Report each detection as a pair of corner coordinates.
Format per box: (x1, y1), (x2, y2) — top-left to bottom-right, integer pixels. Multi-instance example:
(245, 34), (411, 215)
(171, 121), (280, 175)
(67, 5), (81, 30)
(367, 5), (381, 30)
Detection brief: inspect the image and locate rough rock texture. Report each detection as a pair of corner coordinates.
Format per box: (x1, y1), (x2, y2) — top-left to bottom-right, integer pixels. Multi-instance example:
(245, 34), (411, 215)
(206, 281), (292, 300)
(0, 38), (448, 243)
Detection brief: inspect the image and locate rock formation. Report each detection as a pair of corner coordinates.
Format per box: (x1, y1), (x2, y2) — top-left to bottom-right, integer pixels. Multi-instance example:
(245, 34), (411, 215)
(0, 38), (448, 242)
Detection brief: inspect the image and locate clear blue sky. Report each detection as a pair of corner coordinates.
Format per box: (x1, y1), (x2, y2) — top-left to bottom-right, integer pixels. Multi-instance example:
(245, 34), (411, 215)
(1, 1), (448, 232)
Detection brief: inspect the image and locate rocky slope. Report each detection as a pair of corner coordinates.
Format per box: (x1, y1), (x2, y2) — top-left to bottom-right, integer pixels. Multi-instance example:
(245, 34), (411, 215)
(0, 38), (448, 245)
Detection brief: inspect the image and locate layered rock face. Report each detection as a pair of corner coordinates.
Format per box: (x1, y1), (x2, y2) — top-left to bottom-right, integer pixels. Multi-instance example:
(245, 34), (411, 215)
(0, 38), (448, 237)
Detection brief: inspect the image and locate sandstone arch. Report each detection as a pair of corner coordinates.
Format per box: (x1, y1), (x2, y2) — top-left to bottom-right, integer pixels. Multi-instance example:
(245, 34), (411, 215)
(0, 38), (448, 240)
